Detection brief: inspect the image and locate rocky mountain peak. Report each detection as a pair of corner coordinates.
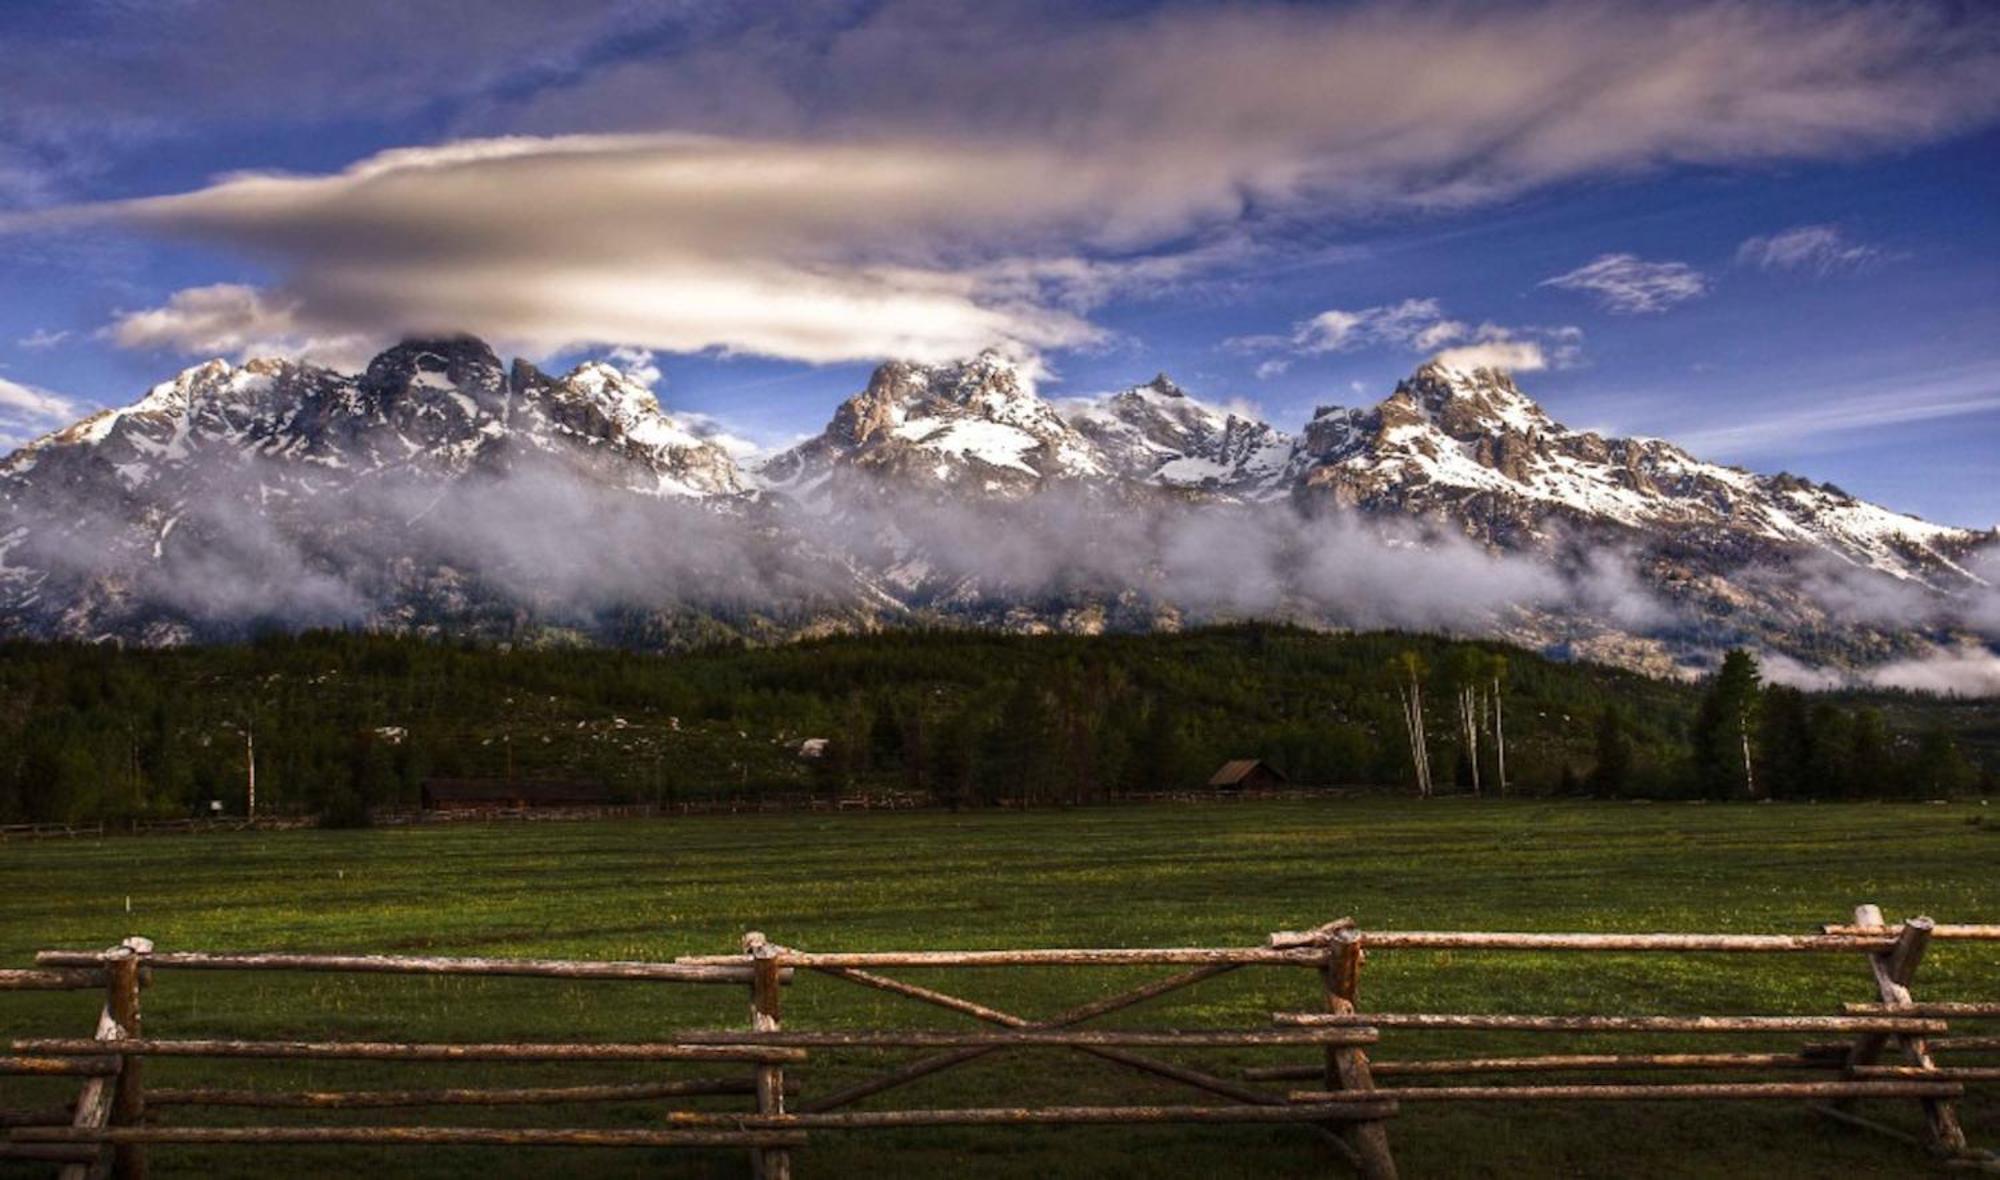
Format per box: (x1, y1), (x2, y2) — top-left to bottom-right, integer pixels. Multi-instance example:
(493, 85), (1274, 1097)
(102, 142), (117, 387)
(361, 336), (507, 404)
(1391, 360), (1552, 440)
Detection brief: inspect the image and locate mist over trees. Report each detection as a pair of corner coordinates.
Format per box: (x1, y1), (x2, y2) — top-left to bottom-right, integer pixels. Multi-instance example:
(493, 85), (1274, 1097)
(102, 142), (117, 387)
(0, 628), (1991, 827)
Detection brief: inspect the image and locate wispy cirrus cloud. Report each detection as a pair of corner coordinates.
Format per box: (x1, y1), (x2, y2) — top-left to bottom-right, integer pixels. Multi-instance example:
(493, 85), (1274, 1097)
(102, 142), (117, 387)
(1541, 254), (1708, 314)
(1666, 366), (2000, 456)
(1736, 224), (1885, 275)
(15, 328), (68, 350)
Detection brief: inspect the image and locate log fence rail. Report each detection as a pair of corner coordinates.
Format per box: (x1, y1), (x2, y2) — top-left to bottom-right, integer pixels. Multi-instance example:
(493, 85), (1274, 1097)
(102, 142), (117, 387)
(3, 905), (1995, 1177)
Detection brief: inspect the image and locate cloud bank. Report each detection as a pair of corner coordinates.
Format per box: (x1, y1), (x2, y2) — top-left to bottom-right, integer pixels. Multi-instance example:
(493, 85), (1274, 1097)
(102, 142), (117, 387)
(13, 0), (2000, 369)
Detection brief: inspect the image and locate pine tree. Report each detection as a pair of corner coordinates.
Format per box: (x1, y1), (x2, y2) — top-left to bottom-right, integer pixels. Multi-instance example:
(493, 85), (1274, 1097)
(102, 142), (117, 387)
(1848, 708), (1893, 799)
(1756, 686), (1811, 800)
(1692, 649), (1761, 799)
(1588, 706), (1633, 795)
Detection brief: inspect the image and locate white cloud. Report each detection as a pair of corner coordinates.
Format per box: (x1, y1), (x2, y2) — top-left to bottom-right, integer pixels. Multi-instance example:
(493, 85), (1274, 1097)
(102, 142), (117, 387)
(109, 283), (379, 371)
(1541, 254), (1708, 314)
(1758, 650), (1851, 692)
(16, 1), (2000, 369)
(1433, 340), (1549, 373)
(606, 345), (663, 390)
(1293, 299), (1457, 354)
(1736, 224), (1883, 275)
(676, 410), (766, 461)
(1253, 358), (1292, 381)
(1234, 297), (1579, 375)
(16, 329), (69, 350)
(1866, 646), (2000, 698)
(0, 375), (80, 449)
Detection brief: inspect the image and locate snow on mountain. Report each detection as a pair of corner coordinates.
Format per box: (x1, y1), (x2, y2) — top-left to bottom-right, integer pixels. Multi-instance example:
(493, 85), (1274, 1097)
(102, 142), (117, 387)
(1, 338), (1990, 670)
(0, 337), (760, 642)
(758, 351), (1105, 504)
(1064, 374), (1298, 500)
(1295, 360), (1984, 587)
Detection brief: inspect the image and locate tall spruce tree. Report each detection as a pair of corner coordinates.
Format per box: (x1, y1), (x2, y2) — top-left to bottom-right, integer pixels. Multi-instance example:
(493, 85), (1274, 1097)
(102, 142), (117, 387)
(1692, 649), (1762, 799)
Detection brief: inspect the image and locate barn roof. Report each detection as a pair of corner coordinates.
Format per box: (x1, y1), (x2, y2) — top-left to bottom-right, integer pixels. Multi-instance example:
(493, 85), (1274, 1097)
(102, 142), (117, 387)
(1208, 759), (1285, 786)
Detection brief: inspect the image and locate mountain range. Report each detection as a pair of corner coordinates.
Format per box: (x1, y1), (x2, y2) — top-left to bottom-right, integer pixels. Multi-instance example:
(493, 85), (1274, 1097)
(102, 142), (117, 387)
(2, 336), (1992, 678)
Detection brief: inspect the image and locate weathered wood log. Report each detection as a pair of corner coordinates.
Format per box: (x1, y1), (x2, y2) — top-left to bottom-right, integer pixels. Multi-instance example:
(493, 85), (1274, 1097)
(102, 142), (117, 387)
(1852, 1066), (2000, 1082)
(745, 932), (790, 1180)
(12, 1038), (806, 1064)
(1810, 1101), (1929, 1147)
(1073, 1046), (1284, 1107)
(58, 1004), (122, 1180)
(0, 1104), (78, 1127)
(0, 1056), (119, 1077)
(1249, 1053), (1844, 1080)
(13, 1126), (809, 1149)
(1821, 924), (2000, 941)
(0, 969), (106, 991)
(1845, 1002), (2000, 1018)
(34, 949), (763, 985)
(0, 1143), (104, 1164)
(1267, 918), (1355, 949)
(811, 967), (1024, 1026)
(1047, 963), (1242, 1026)
(145, 1079), (766, 1108)
(1275, 1013), (1946, 1034)
(1286, 1080), (1966, 1103)
(1317, 983), (1397, 1180)
(800, 1046), (991, 1114)
(1933, 1038), (2000, 1053)
(687, 947), (1329, 968)
(662, 1103), (1399, 1128)
(107, 939), (147, 1180)
(680, 1028), (1378, 1049)
(1838, 909), (1968, 1155)
(1356, 931), (1894, 952)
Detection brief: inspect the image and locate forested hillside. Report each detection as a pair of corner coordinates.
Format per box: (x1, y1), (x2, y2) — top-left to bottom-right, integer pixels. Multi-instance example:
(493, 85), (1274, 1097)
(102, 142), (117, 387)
(1, 627), (1993, 825)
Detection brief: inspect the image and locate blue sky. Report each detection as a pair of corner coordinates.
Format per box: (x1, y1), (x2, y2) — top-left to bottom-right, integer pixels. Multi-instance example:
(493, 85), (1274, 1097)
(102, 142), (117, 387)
(1, 0), (1997, 525)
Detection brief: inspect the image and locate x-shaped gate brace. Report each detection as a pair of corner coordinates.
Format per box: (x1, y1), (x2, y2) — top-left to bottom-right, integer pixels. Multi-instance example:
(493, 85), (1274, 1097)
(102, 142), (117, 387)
(709, 919), (1395, 1176)
(796, 960), (1271, 1113)
(1823, 904), (1975, 1162)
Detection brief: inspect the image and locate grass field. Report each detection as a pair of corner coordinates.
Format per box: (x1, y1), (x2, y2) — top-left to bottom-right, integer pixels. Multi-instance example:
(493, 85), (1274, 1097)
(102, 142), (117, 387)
(2, 799), (1995, 1177)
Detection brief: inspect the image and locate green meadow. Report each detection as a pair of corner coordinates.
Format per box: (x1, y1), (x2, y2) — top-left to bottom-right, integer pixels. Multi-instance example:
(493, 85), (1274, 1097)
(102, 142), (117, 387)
(3, 799), (1995, 1177)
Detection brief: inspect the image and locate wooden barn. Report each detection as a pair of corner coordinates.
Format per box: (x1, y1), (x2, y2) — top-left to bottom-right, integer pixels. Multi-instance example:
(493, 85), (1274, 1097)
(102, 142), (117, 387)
(1206, 759), (1288, 792)
(419, 779), (612, 812)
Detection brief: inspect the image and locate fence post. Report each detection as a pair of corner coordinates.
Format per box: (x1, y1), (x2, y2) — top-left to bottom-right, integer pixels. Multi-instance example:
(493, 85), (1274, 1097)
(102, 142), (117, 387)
(744, 932), (792, 1180)
(1841, 905), (1967, 1158)
(1320, 928), (1396, 1180)
(107, 936), (152, 1179)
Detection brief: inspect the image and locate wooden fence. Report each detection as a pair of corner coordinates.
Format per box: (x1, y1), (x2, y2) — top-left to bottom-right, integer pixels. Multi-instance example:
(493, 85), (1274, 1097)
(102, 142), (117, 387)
(3, 906), (1995, 1178)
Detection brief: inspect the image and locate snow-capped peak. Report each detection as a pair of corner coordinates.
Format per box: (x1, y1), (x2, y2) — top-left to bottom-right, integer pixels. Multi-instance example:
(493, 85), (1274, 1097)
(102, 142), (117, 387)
(1066, 374), (1296, 499)
(1297, 359), (1984, 586)
(760, 351), (1106, 500)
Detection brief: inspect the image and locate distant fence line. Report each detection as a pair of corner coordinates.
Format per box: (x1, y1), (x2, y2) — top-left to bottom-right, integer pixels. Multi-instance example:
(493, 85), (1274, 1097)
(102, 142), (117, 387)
(3, 905), (1997, 1177)
(1, 788), (1373, 840)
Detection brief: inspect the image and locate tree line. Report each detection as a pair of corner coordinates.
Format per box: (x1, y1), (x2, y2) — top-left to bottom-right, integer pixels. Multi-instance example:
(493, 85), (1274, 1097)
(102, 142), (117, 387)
(0, 628), (1990, 825)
